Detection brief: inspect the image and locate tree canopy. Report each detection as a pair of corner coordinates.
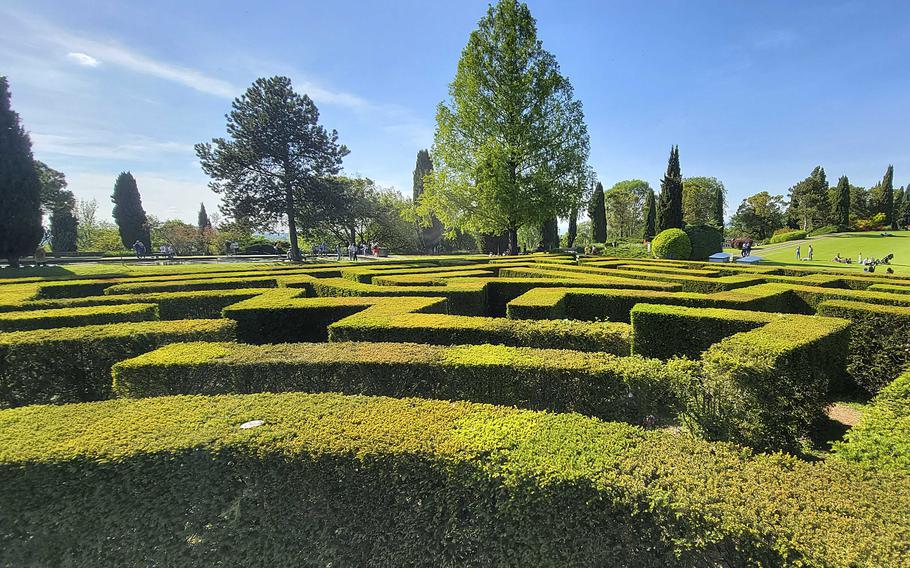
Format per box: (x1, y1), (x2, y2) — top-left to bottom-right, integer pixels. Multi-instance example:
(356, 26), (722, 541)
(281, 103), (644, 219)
(603, 179), (650, 238)
(682, 176), (725, 226)
(787, 166), (828, 231)
(415, 0), (590, 253)
(111, 171), (150, 249)
(196, 76), (349, 261)
(729, 191), (785, 240)
(656, 146), (683, 232)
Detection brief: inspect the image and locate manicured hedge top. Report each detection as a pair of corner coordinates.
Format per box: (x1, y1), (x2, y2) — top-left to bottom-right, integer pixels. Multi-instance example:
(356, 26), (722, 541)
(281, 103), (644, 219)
(0, 392), (907, 565)
(0, 318), (235, 347)
(0, 303), (158, 331)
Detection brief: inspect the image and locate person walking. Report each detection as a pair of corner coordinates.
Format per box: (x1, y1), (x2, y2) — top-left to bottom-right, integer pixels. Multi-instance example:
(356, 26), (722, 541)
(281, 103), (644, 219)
(808, 244), (813, 261)
(796, 245), (801, 260)
(133, 240), (146, 258)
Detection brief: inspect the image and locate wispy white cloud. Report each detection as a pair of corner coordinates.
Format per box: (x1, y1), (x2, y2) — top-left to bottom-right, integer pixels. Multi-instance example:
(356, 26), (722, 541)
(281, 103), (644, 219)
(31, 131), (194, 161)
(66, 52), (100, 67)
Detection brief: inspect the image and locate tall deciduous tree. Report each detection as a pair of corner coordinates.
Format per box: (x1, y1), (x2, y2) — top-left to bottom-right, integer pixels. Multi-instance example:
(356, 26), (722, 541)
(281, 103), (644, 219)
(834, 175), (850, 228)
(787, 166), (828, 231)
(656, 146), (683, 232)
(589, 182), (607, 242)
(729, 191), (785, 240)
(412, 149), (443, 251)
(880, 165), (895, 229)
(682, 176), (725, 226)
(196, 76), (349, 261)
(0, 77), (43, 267)
(417, 0), (590, 253)
(34, 160), (70, 214)
(111, 172), (150, 249)
(604, 179), (650, 238)
(643, 189), (657, 240)
(197, 203), (212, 231)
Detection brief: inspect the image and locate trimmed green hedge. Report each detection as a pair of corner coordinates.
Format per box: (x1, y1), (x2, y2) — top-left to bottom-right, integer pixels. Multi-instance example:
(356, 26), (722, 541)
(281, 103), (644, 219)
(0, 319), (235, 408)
(113, 342), (681, 422)
(693, 315), (850, 451)
(104, 275), (279, 295)
(769, 230), (807, 244)
(817, 300), (910, 394)
(683, 224), (723, 260)
(651, 228), (691, 260)
(630, 304), (772, 359)
(834, 369), (910, 473)
(0, 303), (158, 331)
(0, 392), (907, 565)
(310, 277), (487, 316)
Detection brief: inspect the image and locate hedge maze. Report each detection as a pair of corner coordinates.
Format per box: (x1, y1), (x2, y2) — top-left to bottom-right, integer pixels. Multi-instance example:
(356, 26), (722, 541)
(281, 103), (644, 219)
(2, 255), (910, 565)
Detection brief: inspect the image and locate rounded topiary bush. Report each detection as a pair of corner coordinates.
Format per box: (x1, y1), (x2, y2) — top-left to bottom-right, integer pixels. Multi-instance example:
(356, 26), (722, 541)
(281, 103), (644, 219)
(651, 228), (692, 260)
(684, 224), (723, 260)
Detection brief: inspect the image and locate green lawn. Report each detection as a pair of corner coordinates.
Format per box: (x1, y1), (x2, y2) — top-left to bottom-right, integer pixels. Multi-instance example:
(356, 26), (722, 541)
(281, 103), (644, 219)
(746, 231), (910, 275)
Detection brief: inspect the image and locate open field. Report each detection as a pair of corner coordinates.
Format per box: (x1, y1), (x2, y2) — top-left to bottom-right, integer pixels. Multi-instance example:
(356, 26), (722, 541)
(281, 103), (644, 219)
(1, 254), (909, 565)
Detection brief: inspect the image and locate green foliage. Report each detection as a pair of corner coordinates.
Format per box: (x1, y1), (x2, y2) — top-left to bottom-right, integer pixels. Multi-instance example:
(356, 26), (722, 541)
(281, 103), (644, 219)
(834, 369), (910, 473)
(411, 149), (444, 251)
(656, 146), (683, 231)
(817, 300), (910, 394)
(880, 164), (895, 229)
(588, 181), (607, 242)
(683, 224), (723, 260)
(417, 0), (590, 250)
(769, 229), (807, 244)
(651, 228), (692, 260)
(196, 76), (349, 261)
(806, 224), (839, 237)
(197, 202), (211, 231)
(0, 319), (235, 408)
(729, 191), (785, 240)
(603, 179), (650, 238)
(787, 166), (829, 231)
(835, 175), (851, 228)
(111, 172), (150, 249)
(643, 189), (656, 240)
(682, 176), (725, 226)
(49, 204), (78, 252)
(103, 275), (279, 295)
(2, 392), (908, 566)
(0, 77), (43, 267)
(0, 303), (158, 332)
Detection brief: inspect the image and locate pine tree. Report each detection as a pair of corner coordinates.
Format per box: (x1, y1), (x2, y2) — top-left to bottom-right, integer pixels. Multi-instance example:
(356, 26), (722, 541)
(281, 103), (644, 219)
(656, 146), (683, 232)
(589, 182), (606, 242)
(566, 205), (578, 247)
(835, 175), (850, 229)
(0, 77), (43, 267)
(713, 185), (725, 227)
(643, 189), (657, 239)
(111, 172), (150, 249)
(881, 165), (895, 229)
(197, 203), (212, 231)
(50, 205), (78, 252)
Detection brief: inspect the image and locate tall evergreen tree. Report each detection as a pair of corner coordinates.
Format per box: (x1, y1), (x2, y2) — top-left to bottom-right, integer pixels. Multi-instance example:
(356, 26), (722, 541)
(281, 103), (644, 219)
(197, 203), (212, 231)
(0, 77), (43, 267)
(643, 189), (657, 239)
(713, 185), (725, 227)
(589, 181), (607, 242)
(50, 204), (78, 252)
(111, 172), (150, 249)
(835, 175), (850, 228)
(881, 165), (895, 229)
(893, 187), (907, 229)
(656, 146), (683, 232)
(412, 149), (443, 251)
(566, 205), (578, 247)
(540, 217), (559, 250)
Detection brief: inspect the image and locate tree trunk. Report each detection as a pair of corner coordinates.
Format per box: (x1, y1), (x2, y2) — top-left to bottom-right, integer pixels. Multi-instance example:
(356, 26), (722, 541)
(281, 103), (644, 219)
(507, 226), (518, 255)
(285, 188), (302, 262)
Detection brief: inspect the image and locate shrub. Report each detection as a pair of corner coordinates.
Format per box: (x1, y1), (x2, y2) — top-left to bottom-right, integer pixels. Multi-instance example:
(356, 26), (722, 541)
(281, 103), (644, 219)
(651, 228), (692, 260)
(683, 224), (723, 260)
(0, 392), (907, 566)
(0, 303), (158, 331)
(833, 369), (910, 473)
(0, 319), (235, 408)
(807, 224), (840, 237)
(310, 277), (487, 316)
(113, 342), (680, 422)
(769, 230), (807, 244)
(104, 275), (279, 295)
(817, 300), (910, 394)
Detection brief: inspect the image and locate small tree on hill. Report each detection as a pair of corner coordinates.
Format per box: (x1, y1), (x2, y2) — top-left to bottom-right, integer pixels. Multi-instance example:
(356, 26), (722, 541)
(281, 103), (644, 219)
(198, 203), (212, 231)
(0, 77), (43, 267)
(835, 175), (850, 228)
(111, 172), (150, 249)
(656, 146), (683, 232)
(589, 182), (606, 242)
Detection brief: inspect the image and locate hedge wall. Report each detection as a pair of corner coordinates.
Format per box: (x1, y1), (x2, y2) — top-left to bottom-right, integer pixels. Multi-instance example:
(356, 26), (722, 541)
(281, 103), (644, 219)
(0, 392), (907, 566)
(630, 304), (772, 359)
(113, 342), (680, 422)
(310, 278), (487, 316)
(0, 303), (158, 331)
(0, 319), (235, 408)
(817, 299), (910, 394)
(104, 275), (279, 295)
(769, 230), (807, 244)
(834, 369), (910, 473)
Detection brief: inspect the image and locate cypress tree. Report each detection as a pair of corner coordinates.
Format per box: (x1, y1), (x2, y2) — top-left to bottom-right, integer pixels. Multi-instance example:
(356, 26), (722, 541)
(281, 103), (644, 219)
(0, 77), (43, 267)
(643, 189), (656, 239)
(894, 187), (908, 229)
(835, 175), (850, 229)
(589, 182), (606, 242)
(566, 205), (578, 247)
(540, 217), (559, 250)
(197, 203), (212, 231)
(881, 165), (895, 229)
(412, 149), (443, 251)
(50, 204), (78, 252)
(656, 146), (683, 231)
(713, 185), (725, 227)
(111, 172), (150, 250)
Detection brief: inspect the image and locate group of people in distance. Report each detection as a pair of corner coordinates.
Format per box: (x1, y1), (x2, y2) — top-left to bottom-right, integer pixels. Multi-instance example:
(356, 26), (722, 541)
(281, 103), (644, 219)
(336, 241), (381, 261)
(132, 240), (175, 259)
(829, 250), (895, 274)
(795, 244), (813, 261)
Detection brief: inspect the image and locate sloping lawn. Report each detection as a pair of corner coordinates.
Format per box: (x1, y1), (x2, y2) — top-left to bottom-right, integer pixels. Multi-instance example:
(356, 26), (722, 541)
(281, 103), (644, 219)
(753, 231), (910, 275)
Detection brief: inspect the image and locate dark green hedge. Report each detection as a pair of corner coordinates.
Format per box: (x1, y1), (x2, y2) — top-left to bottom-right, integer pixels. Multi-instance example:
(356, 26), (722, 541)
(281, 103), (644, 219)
(817, 300), (910, 394)
(0, 303), (158, 331)
(683, 224), (723, 260)
(113, 342), (681, 422)
(0, 319), (235, 408)
(310, 277), (487, 316)
(0, 392), (907, 566)
(630, 304), (771, 359)
(651, 228), (692, 260)
(104, 275), (279, 295)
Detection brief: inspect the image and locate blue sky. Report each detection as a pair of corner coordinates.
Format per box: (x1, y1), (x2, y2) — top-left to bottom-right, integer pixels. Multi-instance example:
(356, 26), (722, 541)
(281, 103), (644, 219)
(2, 0), (909, 224)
